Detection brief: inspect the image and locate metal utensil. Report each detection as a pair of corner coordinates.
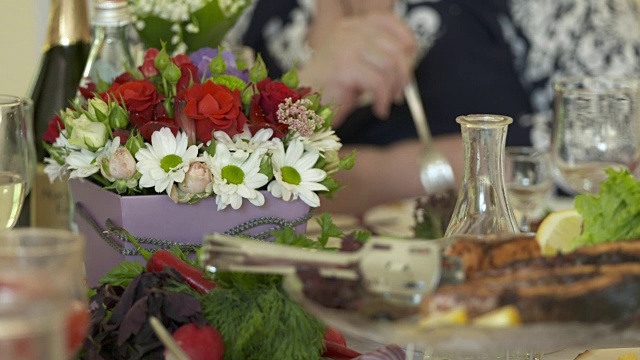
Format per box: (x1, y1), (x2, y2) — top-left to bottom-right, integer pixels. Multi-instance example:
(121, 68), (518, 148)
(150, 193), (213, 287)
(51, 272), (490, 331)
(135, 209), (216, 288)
(201, 233), (463, 299)
(404, 78), (456, 194)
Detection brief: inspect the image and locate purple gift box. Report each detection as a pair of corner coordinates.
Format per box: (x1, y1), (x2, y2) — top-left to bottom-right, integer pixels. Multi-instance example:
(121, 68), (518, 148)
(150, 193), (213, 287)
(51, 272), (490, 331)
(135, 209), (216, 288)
(69, 178), (311, 285)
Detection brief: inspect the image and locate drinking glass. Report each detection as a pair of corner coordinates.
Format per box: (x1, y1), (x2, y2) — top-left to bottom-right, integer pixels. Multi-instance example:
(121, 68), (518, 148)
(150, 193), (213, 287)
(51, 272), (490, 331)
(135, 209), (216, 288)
(0, 228), (88, 359)
(552, 76), (640, 194)
(0, 95), (29, 229)
(21, 98), (37, 196)
(505, 147), (554, 232)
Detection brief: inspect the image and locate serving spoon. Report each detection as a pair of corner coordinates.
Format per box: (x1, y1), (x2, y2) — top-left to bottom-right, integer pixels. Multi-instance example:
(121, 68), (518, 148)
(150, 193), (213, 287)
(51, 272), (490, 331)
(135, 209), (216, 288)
(403, 78), (456, 194)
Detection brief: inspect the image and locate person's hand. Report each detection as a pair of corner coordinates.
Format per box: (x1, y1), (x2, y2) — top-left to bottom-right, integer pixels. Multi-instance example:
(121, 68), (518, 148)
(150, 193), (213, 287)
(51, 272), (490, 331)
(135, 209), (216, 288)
(299, 12), (416, 125)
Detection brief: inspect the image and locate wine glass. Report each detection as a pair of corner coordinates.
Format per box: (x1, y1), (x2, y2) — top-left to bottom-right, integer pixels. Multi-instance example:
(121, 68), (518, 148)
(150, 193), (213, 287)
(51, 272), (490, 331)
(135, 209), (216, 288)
(21, 97), (37, 196)
(552, 76), (640, 194)
(0, 228), (88, 359)
(505, 146), (554, 232)
(0, 95), (29, 229)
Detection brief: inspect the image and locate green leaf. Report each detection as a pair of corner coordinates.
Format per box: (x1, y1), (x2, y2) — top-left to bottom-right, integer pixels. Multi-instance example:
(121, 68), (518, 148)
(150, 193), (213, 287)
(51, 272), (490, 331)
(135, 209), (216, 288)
(351, 230), (372, 242)
(318, 176), (342, 199)
(315, 212), (343, 247)
(338, 150), (356, 171)
(573, 168), (640, 248)
(98, 261), (145, 288)
(259, 157), (273, 181)
(272, 227), (324, 250)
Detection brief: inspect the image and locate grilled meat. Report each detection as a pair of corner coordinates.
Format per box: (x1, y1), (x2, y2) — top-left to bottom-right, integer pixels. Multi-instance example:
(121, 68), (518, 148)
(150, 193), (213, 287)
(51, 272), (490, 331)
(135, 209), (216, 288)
(446, 235), (541, 278)
(422, 239), (640, 324)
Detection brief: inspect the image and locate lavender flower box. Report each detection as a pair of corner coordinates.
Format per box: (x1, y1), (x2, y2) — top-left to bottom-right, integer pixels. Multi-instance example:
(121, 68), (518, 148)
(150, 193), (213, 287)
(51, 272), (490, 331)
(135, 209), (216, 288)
(69, 178), (311, 285)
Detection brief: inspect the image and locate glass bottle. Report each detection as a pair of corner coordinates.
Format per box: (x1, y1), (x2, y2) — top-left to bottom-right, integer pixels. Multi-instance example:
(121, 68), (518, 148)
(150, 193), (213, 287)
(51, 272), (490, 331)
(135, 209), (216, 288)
(79, 0), (135, 90)
(444, 114), (520, 237)
(27, 0), (91, 229)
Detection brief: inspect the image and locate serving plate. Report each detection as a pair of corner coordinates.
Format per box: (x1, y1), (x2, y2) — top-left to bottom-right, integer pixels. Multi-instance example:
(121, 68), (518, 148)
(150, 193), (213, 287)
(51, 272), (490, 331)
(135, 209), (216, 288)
(202, 231), (640, 356)
(575, 348), (640, 360)
(282, 273), (640, 355)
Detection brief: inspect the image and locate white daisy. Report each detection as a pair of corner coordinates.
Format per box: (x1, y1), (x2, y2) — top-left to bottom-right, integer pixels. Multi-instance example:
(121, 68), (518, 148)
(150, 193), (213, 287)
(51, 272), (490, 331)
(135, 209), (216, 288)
(205, 143), (268, 210)
(293, 128), (342, 155)
(44, 157), (68, 183)
(212, 128), (274, 155)
(66, 137), (120, 179)
(53, 130), (76, 150)
(43, 131), (74, 182)
(136, 128), (199, 194)
(267, 139), (328, 207)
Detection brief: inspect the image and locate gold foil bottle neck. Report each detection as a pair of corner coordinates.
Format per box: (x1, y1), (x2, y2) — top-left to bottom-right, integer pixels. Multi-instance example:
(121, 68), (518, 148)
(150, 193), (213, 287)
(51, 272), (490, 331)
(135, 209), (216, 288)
(45, 0), (91, 50)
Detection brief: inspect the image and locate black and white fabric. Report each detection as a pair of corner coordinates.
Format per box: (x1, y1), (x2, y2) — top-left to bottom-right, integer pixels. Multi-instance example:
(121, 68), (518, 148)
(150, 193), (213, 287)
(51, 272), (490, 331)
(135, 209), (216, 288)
(227, 0), (640, 149)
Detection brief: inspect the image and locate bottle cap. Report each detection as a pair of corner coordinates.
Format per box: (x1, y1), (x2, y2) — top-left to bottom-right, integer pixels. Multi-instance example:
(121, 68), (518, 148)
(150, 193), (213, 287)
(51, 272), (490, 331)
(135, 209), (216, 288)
(92, 0), (131, 27)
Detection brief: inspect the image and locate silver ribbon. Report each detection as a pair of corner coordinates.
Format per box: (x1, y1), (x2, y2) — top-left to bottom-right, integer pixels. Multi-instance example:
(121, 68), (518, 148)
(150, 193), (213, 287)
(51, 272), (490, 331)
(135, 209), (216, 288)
(74, 202), (314, 256)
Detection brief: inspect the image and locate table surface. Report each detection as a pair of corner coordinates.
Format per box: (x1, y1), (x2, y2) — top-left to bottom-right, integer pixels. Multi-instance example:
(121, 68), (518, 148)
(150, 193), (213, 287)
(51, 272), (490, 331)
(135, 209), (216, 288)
(314, 196), (639, 360)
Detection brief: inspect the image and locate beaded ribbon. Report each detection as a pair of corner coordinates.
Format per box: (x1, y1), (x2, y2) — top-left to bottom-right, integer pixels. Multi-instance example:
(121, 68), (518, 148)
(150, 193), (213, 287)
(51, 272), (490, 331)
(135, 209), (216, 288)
(74, 202), (314, 256)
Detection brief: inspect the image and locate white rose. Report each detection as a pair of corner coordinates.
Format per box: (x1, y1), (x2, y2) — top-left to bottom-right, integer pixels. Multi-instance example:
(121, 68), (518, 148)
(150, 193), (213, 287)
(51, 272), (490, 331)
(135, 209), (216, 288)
(88, 97), (109, 122)
(68, 119), (108, 151)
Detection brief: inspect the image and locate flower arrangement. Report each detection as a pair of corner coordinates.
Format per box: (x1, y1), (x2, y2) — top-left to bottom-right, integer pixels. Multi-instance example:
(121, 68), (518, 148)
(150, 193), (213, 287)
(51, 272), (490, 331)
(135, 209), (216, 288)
(43, 46), (353, 210)
(128, 0), (251, 54)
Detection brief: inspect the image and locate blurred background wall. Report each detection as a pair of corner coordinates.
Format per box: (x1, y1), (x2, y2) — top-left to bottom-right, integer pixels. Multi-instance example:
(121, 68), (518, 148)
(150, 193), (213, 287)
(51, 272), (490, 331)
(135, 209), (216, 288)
(0, 0), (59, 97)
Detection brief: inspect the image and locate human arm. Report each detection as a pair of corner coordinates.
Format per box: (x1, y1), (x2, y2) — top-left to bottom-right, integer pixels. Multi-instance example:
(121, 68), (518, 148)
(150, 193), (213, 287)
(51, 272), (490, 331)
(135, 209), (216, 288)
(319, 134), (464, 216)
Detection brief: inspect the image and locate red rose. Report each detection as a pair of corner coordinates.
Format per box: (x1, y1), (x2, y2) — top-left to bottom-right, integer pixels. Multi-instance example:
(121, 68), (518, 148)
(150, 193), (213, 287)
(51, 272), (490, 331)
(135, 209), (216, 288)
(144, 48), (159, 62)
(112, 129), (130, 144)
(108, 80), (164, 121)
(138, 118), (180, 142)
(177, 63), (199, 92)
(247, 94), (286, 139)
(77, 82), (97, 101)
(257, 78), (300, 120)
(182, 81), (247, 143)
(139, 58), (159, 78)
(43, 115), (64, 144)
(172, 54), (191, 67)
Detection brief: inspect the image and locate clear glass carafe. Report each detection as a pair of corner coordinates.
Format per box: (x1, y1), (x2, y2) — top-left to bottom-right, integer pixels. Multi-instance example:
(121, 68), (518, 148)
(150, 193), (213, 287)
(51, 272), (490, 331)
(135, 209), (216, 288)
(444, 114), (519, 237)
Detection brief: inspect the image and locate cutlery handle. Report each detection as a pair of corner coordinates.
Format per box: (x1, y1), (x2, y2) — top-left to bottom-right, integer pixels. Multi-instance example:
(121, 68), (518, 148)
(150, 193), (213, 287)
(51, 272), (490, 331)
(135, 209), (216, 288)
(404, 77), (432, 144)
(201, 233), (356, 275)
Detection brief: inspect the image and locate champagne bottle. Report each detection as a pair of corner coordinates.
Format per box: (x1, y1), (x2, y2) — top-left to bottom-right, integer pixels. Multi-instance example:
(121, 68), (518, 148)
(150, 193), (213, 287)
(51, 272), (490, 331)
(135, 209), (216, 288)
(25, 0), (90, 229)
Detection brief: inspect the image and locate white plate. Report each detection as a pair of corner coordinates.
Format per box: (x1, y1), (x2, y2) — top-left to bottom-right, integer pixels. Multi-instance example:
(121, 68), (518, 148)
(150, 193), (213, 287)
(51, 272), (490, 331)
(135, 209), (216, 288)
(575, 348), (640, 360)
(362, 198), (417, 237)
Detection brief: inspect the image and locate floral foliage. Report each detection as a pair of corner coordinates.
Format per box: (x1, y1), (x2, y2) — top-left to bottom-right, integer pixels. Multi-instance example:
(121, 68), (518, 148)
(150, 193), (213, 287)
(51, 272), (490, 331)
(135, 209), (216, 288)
(128, 0), (251, 54)
(44, 46), (354, 210)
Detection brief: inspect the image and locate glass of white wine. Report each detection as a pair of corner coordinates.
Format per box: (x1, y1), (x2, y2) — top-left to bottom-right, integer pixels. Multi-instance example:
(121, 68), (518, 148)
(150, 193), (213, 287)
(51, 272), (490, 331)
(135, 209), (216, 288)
(505, 146), (554, 232)
(0, 95), (28, 229)
(552, 76), (640, 194)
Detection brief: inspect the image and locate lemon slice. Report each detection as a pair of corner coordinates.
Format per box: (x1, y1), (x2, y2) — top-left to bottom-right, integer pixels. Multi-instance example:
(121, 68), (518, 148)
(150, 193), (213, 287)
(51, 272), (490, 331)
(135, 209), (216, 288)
(617, 354), (638, 360)
(472, 305), (522, 327)
(535, 209), (583, 256)
(419, 308), (468, 328)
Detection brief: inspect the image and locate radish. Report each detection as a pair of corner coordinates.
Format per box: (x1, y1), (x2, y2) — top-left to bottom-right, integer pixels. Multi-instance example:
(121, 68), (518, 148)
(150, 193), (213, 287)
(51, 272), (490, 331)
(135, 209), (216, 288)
(165, 323), (224, 360)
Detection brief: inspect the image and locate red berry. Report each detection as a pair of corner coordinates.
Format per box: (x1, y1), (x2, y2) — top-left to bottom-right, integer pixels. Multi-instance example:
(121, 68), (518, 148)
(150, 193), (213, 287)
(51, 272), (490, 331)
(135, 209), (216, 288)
(324, 326), (347, 347)
(171, 323), (224, 360)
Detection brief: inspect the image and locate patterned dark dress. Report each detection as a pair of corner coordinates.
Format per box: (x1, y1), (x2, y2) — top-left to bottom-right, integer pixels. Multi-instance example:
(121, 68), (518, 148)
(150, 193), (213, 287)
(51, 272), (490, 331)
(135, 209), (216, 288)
(227, 0), (640, 149)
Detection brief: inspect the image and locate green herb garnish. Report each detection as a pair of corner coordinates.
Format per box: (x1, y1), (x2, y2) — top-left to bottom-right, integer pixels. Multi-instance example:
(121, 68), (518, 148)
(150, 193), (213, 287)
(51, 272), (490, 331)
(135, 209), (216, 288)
(573, 168), (640, 248)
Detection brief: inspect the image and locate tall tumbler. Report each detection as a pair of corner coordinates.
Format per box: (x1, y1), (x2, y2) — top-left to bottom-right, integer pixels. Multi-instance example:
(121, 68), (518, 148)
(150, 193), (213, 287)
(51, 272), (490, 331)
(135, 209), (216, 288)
(0, 229), (88, 359)
(552, 76), (640, 194)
